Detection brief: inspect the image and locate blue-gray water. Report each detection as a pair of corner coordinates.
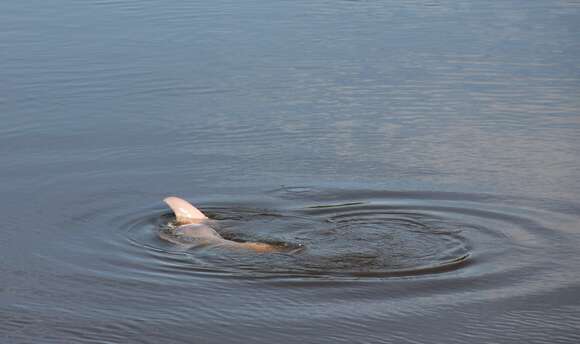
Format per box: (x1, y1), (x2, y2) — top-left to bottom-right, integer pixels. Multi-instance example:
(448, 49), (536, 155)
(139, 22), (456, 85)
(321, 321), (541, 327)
(2, 0), (580, 343)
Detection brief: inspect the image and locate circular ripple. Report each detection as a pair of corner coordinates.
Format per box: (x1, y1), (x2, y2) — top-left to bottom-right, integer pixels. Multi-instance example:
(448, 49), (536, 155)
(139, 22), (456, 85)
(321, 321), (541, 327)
(125, 201), (473, 278)
(303, 208), (471, 276)
(113, 188), (580, 284)
(110, 188), (580, 285)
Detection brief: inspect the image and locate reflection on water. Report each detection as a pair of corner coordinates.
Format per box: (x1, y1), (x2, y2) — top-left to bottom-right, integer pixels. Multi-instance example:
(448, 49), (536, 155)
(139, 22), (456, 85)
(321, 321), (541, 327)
(1, 0), (580, 343)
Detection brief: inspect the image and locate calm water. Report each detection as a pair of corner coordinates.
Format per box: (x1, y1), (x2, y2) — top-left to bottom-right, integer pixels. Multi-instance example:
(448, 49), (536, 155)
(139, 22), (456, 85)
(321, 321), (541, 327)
(2, 0), (580, 343)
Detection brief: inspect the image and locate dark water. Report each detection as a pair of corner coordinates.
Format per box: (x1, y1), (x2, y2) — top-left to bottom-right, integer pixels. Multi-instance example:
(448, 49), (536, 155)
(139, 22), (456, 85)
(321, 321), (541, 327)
(2, 0), (580, 343)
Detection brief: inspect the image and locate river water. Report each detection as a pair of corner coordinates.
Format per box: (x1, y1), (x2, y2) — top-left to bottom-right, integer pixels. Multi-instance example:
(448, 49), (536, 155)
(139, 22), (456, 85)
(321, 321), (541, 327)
(1, 0), (580, 343)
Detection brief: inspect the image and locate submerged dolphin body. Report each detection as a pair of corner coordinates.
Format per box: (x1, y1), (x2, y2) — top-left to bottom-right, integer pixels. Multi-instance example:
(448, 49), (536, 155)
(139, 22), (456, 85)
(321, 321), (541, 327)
(162, 196), (277, 253)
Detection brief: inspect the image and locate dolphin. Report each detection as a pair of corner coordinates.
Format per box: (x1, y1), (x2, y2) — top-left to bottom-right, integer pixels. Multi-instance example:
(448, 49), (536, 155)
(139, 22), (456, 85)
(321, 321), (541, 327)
(162, 196), (278, 253)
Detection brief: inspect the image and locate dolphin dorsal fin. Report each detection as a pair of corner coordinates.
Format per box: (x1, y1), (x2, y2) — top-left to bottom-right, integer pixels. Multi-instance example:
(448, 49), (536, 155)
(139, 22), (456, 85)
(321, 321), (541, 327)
(163, 196), (208, 224)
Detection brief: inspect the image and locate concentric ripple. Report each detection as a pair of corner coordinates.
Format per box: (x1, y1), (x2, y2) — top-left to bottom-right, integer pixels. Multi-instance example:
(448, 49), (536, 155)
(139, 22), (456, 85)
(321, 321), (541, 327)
(41, 187), (578, 293)
(300, 206), (471, 276)
(115, 188), (579, 279)
(126, 203), (471, 278)
(112, 188), (580, 279)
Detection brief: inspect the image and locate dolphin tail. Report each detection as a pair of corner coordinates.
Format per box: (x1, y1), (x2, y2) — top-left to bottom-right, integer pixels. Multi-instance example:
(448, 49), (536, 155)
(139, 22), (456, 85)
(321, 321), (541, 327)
(163, 196), (208, 224)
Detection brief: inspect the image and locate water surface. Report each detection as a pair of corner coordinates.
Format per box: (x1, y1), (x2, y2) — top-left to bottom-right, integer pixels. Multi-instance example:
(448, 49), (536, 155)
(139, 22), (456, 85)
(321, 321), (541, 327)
(1, 0), (580, 343)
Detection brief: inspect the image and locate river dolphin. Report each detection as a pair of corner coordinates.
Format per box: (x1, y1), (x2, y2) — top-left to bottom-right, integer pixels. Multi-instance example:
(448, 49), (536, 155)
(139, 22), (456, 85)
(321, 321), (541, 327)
(163, 196), (278, 253)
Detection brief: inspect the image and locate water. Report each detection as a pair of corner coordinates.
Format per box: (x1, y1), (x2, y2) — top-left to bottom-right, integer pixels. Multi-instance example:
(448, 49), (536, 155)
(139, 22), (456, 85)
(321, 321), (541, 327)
(1, 0), (580, 343)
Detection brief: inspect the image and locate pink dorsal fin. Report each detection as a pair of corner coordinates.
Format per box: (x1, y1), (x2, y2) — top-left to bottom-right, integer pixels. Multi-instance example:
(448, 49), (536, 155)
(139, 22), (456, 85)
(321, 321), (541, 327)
(163, 196), (208, 224)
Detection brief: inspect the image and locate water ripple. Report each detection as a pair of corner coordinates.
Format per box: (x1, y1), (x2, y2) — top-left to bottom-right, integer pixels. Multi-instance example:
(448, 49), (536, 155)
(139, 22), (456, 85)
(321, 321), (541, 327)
(63, 188), (571, 289)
